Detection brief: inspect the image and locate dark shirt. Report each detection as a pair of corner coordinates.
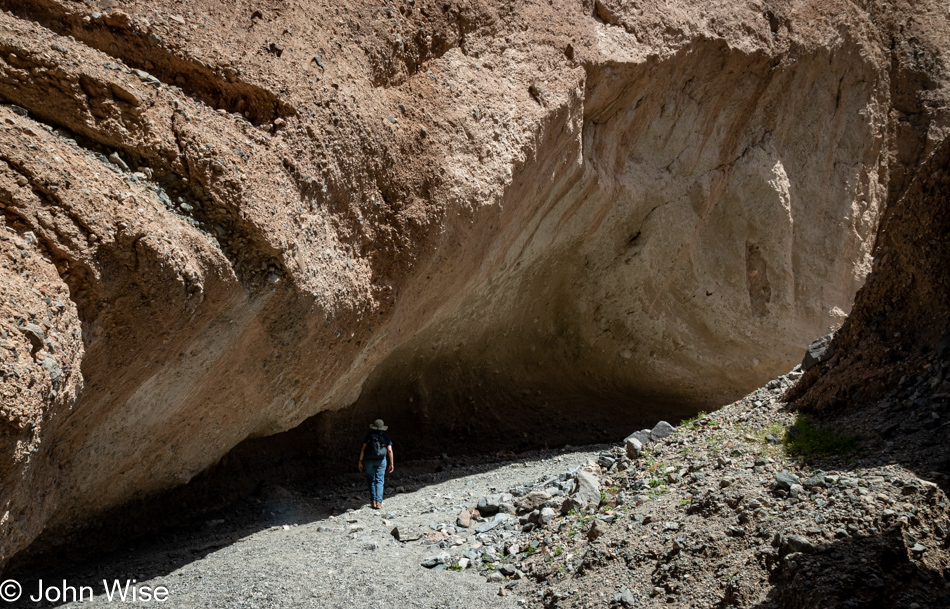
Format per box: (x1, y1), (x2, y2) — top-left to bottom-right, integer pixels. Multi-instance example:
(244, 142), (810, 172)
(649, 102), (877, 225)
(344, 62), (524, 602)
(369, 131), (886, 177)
(363, 431), (392, 458)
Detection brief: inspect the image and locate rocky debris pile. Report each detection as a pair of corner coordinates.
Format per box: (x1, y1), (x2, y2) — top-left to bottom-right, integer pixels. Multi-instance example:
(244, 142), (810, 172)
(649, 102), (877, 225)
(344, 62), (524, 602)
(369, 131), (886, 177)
(413, 420), (678, 576)
(790, 340), (950, 488)
(408, 369), (950, 608)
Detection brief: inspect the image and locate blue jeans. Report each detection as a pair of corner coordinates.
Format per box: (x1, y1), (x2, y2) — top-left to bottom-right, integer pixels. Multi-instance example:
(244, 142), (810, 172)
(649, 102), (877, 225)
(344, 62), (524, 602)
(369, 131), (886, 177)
(363, 458), (386, 504)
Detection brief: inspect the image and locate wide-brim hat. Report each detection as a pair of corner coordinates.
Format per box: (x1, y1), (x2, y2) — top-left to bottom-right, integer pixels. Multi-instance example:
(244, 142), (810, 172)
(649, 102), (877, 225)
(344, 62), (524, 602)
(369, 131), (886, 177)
(370, 419), (388, 431)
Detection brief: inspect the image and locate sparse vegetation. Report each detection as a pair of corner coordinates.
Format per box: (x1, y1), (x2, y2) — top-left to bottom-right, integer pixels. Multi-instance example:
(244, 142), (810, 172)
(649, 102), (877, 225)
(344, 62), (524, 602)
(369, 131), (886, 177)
(681, 411), (707, 429)
(783, 413), (861, 464)
(647, 477), (669, 498)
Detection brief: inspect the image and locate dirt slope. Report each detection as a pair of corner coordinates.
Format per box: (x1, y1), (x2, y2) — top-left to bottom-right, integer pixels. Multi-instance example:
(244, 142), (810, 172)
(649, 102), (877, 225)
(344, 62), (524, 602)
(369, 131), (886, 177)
(0, 0), (948, 567)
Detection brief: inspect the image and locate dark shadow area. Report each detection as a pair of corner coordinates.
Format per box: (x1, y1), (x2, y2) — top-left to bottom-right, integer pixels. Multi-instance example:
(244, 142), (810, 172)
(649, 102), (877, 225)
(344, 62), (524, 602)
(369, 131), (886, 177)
(297, 385), (700, 469)
(0, 433), (616, 608)
(782, 355), (950, 498)
(732, 400), (950, 609)
(748, 508), (950, 609)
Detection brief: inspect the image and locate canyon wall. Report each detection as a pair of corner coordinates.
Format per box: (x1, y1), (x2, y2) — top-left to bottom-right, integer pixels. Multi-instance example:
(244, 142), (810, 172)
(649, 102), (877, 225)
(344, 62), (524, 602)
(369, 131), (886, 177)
(0, 0), (947, 565)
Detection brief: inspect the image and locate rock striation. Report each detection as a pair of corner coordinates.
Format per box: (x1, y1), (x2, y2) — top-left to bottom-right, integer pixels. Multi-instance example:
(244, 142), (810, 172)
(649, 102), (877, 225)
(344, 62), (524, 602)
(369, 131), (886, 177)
(0, 0), (948, 566)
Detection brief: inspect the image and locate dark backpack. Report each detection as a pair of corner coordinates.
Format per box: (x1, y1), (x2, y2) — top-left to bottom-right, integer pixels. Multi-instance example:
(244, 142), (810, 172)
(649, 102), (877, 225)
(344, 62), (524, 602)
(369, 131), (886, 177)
(367, 432), (387, 459)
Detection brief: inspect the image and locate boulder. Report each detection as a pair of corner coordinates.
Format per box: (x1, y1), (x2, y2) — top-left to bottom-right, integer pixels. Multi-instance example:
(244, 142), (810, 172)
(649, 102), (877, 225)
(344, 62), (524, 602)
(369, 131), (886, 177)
(477, 493), (513, 516)
(650, 421), (675, 441)
(573, 471), (601, 507)
(781, 534), (816, 555)
(627, 429), (652, 446)
(801, 333), (835, 371)
(516, 491), (552, 513)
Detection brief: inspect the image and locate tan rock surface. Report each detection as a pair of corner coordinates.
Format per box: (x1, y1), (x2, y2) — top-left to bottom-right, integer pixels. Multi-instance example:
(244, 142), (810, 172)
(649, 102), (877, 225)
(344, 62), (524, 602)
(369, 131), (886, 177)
(0, 0), (947, 566)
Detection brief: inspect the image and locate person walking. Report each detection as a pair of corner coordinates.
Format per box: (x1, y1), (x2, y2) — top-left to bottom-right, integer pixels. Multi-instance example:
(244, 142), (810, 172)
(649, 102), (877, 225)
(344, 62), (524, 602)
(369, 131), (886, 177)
(358, 419), (393, 509)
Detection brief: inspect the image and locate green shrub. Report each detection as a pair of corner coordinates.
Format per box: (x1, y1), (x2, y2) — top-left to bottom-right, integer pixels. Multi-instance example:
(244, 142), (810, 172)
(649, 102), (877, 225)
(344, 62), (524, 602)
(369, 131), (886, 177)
(784, 414), (861, 464)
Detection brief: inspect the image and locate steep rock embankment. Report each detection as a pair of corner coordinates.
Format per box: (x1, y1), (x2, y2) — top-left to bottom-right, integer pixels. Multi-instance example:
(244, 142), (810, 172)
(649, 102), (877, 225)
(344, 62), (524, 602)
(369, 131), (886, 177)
(0, 0), (946, 567)
(789, 136), (950, 417)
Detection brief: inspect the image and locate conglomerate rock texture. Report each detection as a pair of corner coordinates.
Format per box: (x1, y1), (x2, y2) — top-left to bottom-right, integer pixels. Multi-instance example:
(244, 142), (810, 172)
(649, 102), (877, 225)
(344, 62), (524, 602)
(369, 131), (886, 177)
(0, 0), (948, 566)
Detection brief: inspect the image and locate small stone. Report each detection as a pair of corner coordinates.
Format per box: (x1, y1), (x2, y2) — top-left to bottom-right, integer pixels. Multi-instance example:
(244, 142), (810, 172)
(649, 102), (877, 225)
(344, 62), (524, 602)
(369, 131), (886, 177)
(782, 535), (816, 554)
(108, 152), (130, 171)
(498, 564), (516, 576)
(133, 69), (161, 86)
(421, 553), (450, 568)
(625, 436), (643, 458)
(618, 587), (635, 607)
(457, 509), (474, 528)
(391, 526), (420, 542)
(588, 519), (608, 541)
(774, 471), (800, 491)
(486, 572), (504, 583)
(559, 497), (580, 515)
(476, 513), (510, 533)
(43, 356), (62, 382)
(21, 323), (45, 353)
(539, 507), (557, 526)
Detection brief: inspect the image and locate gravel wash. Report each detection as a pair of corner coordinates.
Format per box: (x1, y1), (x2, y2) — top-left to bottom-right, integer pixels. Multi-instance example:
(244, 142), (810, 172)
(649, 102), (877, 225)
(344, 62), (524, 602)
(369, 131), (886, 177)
(16, 448), (608, 608)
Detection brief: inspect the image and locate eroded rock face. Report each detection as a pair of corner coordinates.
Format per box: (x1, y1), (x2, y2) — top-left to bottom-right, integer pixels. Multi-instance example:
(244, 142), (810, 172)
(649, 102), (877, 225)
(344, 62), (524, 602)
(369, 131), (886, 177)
(0, 0), (947, 565)
(790, 135), (950, 411)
